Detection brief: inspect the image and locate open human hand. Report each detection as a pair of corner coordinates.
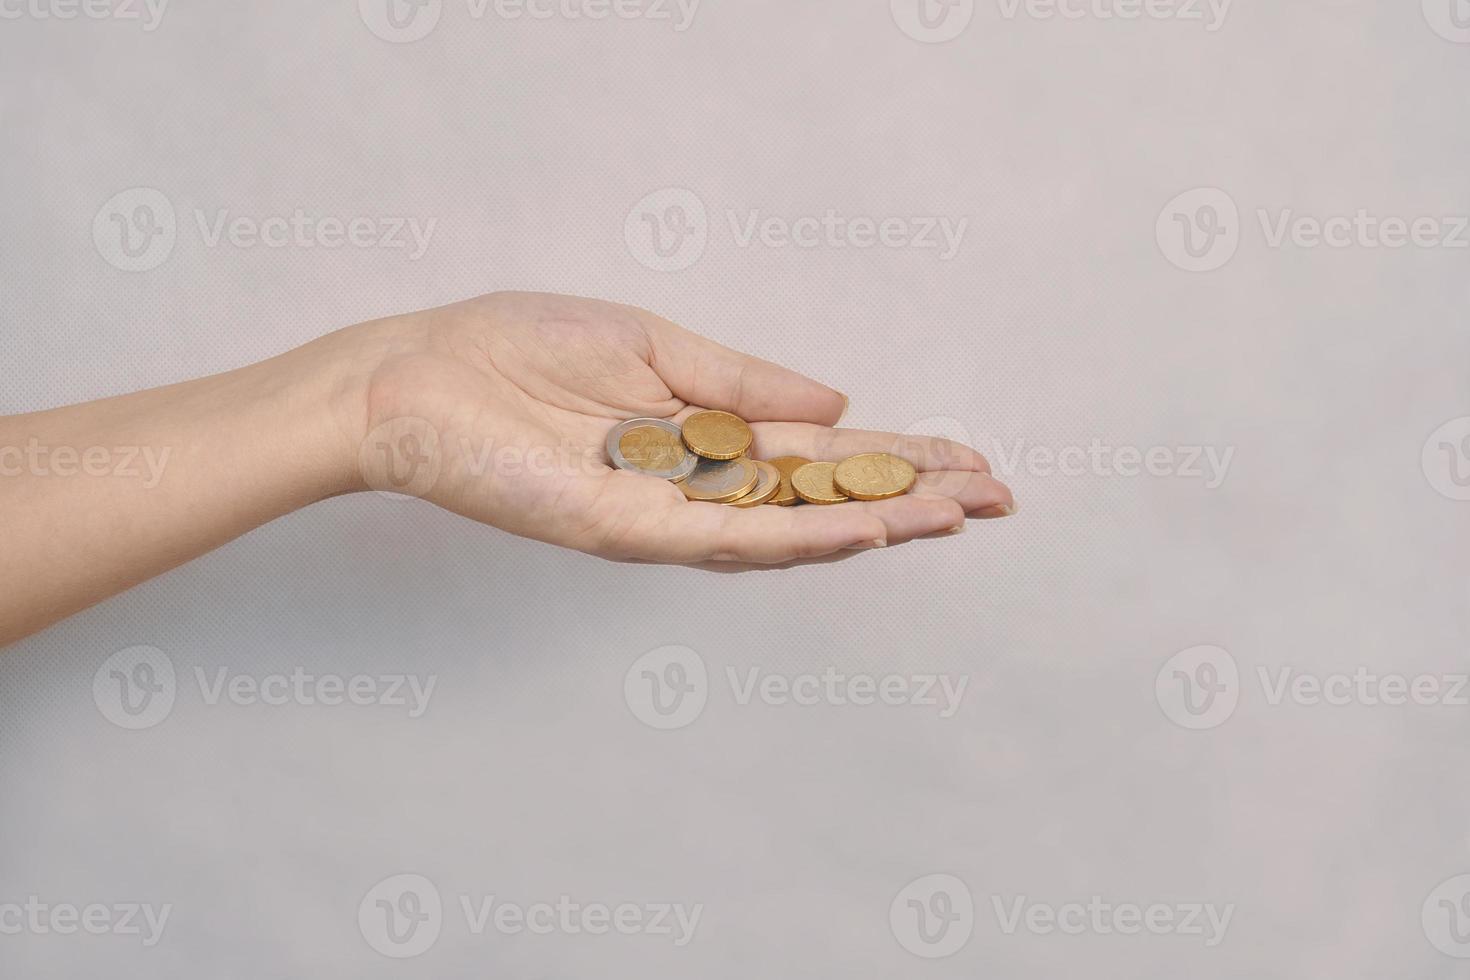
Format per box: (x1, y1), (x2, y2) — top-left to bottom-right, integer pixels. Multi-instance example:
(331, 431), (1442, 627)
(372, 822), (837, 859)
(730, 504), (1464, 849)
(353, 292), (1015, 567)
(0, 290), (1018, 642)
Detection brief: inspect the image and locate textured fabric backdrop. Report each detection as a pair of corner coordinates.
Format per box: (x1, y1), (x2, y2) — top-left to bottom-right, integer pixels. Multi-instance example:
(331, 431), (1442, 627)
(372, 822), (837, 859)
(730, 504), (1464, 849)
(2, 1), (1469, 976)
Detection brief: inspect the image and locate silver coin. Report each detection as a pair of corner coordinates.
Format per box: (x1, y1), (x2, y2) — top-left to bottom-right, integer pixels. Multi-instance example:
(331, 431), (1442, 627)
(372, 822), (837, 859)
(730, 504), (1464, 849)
(605, 418), (697, 482)
(680, 456), (759, 503)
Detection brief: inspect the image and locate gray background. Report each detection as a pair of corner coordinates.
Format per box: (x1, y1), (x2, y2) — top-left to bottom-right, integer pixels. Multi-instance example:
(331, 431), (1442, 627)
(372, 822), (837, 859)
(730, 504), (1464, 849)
(3, 0), (1469, 976)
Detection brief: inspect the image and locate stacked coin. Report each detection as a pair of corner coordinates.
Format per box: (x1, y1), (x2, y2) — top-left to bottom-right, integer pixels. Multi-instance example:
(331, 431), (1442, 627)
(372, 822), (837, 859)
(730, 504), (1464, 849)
(605, 411), (917, 507)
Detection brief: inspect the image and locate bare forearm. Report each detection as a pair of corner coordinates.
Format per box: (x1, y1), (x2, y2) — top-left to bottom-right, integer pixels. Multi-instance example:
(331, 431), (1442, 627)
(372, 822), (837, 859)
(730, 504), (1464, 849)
(0, 331), (372, 645)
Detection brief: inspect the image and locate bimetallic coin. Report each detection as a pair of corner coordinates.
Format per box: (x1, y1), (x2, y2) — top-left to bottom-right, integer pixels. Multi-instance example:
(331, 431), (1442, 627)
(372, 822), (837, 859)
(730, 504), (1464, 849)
(726, 460), (781, 508)
(606, 418), (697, 482)
(765, 456), (811, 506)
(833, 452), (917, 500)
(681, 456), (760, 503)
(791, 461), (849, 505)
(681, 411), (753, 460)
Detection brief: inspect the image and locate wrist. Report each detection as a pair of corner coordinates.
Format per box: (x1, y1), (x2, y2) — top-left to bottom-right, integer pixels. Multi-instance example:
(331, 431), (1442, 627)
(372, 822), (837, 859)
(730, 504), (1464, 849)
(279, 313), (432, 498)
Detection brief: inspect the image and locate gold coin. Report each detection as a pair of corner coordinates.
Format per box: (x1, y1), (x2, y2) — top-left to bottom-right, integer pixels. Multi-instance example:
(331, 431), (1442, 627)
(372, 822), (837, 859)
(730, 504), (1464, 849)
(680, 456), (760, 503)
(791, 461), (849, 505)
(681, 411), (753, 460)
(619, 428), (684, 470)
(833, 452), (917, 501)
(765, 456), (811, 506)
(726, 460), (781, 508)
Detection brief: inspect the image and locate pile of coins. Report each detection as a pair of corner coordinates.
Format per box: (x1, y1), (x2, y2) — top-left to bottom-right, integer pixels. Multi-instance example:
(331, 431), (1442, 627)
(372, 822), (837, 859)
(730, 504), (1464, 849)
(606, 411), (917, 507)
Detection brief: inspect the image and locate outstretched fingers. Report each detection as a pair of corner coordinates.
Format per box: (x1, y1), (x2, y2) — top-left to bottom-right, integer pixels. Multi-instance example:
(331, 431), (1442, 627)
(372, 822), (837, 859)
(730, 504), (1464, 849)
(749, 421), (993, 474)
(589, 468), (1003, 566)
(750, 421), (1014, 517)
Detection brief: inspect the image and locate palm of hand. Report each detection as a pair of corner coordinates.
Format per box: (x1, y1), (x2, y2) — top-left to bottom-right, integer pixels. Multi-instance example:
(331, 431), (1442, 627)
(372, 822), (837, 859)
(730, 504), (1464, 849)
(361, 292), (1013, 566)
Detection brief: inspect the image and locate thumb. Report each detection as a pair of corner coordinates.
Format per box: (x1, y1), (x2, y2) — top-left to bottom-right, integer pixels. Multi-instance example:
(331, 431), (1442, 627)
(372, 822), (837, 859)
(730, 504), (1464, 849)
(634, 308), (847, 425)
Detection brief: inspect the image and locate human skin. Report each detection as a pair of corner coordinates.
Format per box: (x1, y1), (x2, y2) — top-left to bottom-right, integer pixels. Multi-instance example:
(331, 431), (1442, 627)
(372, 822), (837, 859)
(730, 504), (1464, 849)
(0, 292), (1014, 645)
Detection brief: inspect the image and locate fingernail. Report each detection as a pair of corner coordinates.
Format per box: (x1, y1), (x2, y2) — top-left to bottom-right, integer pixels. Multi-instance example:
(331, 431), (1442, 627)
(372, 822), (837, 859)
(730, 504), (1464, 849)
(836, 393), (850, 425)
(976, 503), (1016, 519)
(844, 538), (886, 550)
(945, 524), (966, 535)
